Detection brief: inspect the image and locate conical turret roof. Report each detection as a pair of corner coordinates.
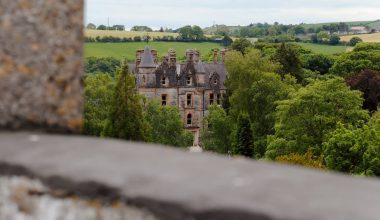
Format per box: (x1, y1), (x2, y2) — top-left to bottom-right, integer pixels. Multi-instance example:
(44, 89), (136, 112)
(140, 46), (156, 68)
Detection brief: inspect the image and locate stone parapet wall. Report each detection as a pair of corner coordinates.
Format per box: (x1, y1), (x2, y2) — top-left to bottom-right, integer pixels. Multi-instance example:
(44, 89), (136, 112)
(1, 132), (380, 220)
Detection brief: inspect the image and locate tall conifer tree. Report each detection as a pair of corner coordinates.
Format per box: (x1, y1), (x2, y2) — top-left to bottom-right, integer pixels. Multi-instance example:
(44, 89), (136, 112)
(103, 62), (147, 141)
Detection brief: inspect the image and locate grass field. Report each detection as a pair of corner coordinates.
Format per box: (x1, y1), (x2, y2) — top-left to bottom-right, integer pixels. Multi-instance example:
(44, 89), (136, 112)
(85, 30), (178, 38)
(295, 43), (351, 55)
(85, 42), (222, 60)
(340, 32), (380, 43)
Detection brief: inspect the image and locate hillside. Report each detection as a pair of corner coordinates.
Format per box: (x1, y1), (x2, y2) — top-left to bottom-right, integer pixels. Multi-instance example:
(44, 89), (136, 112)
(85, 42), (221, 61)
(341, 32), (380, 43)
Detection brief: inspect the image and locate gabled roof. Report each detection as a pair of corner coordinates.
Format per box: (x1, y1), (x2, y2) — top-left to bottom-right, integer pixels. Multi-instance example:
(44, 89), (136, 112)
(140, 46), (156, 68)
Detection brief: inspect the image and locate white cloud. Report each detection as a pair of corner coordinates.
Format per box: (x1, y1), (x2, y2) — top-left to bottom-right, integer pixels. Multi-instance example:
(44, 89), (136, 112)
(85, 0), (380, 28)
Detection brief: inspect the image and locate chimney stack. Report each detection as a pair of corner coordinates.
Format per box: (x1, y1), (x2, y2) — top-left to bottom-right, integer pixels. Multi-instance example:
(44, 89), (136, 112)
(213, 48), (219, 64)
(186, 49), (194, 63)
(194, 50), (200, 63)
(168, 49), (176, 66)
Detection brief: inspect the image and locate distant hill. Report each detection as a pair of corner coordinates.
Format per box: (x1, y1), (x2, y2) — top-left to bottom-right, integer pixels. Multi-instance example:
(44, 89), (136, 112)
(203, 20), (380, 36)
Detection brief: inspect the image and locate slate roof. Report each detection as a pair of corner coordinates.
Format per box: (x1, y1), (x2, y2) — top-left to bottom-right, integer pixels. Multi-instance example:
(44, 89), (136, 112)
(139, 47), (156, 68)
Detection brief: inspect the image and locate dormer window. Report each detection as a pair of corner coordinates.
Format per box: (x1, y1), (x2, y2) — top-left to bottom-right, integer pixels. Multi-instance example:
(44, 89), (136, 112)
(186, 77), (192, 86)
(213, 78), (218, 85)
(161, 76), (167, 86)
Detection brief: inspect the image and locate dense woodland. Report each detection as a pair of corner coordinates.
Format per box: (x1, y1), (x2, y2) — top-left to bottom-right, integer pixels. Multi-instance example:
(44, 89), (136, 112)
(84, 42), (380, 177)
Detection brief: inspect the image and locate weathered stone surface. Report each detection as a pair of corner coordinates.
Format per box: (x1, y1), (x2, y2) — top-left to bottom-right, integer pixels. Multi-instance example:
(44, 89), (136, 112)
(0, 0), (83, 133)
(0, 176), (159, 220)
(1, 132), (380, 220)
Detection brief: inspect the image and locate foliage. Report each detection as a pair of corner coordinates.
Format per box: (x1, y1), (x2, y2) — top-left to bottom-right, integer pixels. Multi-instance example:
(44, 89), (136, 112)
(346, 69), (380, 113)
(349, 37), (363, 46)
(275, 150), (325, 169)
(353, 43), (380, 52)
(301, 53), (334, 75)
(330, 50), (380, 77)
(178, 25), (205, 41)
(97, 25), (107, 30)
(249, 73), (297, 157)
(103, 63), (148, 141)
(233, 114), (253, 157)
(202, 105), (233, 154)
(85, 57), (121, 76)
(266, 77), (369, 159)
(329, 34), (341, 45)
(223, 50), (297, 158)
(273, 43), (303, 81)
(131, 26), (153, 32)
(86, 23), (96, 30)
(323, 122), (380, 176)
(144, 100), (193, 147)
(231, 38), (253, 54)
(83, 73), (114, 136)
(221, 35), (233, 46)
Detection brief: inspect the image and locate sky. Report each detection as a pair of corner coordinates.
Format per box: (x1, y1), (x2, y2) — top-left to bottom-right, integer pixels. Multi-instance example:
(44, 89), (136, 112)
(85, 0), (380, 30)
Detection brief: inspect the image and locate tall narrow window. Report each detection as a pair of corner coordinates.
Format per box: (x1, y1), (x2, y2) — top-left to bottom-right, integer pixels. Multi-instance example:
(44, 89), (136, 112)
(187, 94), (192, 107)
(142, 75), (146, 84)
(217, 94), (221, 105)
(209, 93), (214, 105)
(161, 76), (166, 86)
(186, 77), (192, 85)
(187, 114), (192, 126)
(161, 94), (167, 106)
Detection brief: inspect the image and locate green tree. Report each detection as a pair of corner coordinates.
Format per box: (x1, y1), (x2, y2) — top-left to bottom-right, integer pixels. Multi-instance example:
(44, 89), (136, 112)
(202, 105), (233, 154)
(323, 121), (380, 176)
(331, 51), (380, 77)
(233, 114), (253, 157)
(349, 37), (363, 46)
(86, 23), (97, 30)
(131, 26), (153, 32)
(266, 77), (369, 159)
(273, 43), (303, 82)
(83, 73), (114, 136)
(144, 100), (193, 147)
(329, 34), (341, 45)
(302, 53), (334, 75)
(103, 63), (148, 141)
(85, 57), (121, 76)
(178, 25), (193, 40)
(192, 25), (204, 41)
(249, 73), (297, 157)
(97, 25), (107, 30)
(231, 38), (253, 54)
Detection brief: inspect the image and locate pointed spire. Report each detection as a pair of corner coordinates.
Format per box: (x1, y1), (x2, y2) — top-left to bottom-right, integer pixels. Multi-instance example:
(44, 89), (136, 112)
(139, 46), (156, 68)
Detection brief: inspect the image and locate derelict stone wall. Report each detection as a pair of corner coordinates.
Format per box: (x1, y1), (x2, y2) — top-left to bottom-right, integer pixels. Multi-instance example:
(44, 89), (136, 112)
(0, 0), (83, 133)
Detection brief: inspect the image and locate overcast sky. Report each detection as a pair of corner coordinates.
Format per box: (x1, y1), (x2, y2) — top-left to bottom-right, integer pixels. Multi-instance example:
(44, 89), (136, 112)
(85, 0), (380, 29)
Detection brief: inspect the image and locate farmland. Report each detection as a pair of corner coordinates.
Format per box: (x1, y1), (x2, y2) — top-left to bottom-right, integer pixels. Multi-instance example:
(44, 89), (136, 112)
(340, 32), (380, 43)
(294, 43), (350, 55)
(85, 30), (178, 38)
(85, 42), (222, 61)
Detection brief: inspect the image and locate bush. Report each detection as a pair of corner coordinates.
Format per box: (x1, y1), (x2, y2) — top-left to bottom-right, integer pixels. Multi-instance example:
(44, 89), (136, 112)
(349, 37), (363, 46)
(275, 150), (325, 169)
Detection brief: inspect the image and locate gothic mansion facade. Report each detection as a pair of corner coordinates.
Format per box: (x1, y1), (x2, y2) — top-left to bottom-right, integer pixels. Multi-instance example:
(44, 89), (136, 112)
(129, 47), (228, 146)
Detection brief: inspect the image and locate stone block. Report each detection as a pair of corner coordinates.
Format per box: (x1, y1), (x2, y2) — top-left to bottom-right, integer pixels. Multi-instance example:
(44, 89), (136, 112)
(0, 0), (83, 133)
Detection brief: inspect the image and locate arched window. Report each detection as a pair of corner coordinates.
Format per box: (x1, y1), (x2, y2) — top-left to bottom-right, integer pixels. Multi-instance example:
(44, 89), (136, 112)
(187, 114), (192, 126)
